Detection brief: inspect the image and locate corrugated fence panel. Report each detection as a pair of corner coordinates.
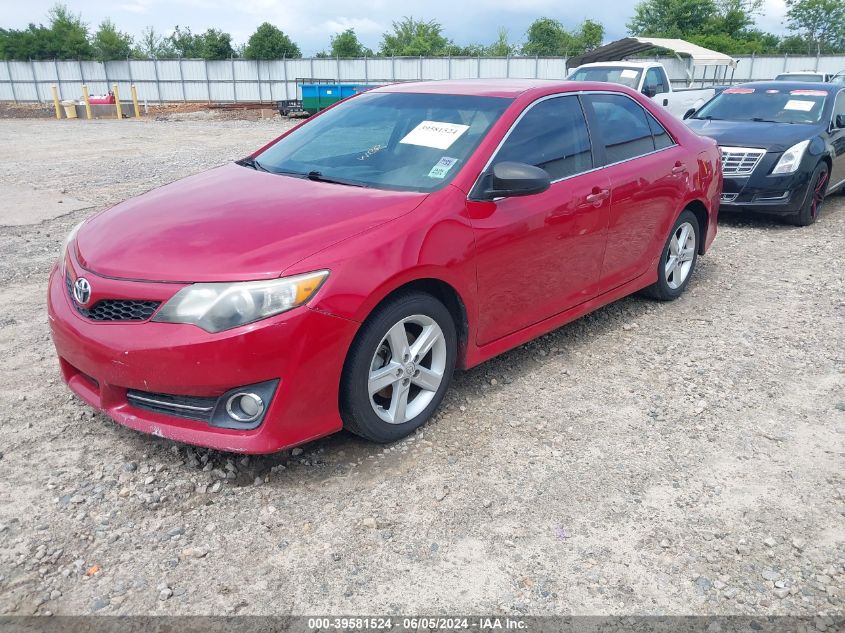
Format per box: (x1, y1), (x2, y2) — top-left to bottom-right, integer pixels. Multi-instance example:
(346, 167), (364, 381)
(479, 58), (509, 78)
(6, 55), (845, 103)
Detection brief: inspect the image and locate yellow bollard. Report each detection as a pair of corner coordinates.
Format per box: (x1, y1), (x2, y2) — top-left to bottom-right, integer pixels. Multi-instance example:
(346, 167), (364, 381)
(130, 84), (140, 119)
(51, 85), (62, 119)
(112, 83), (123, 119)
(81, 84), (92, 120)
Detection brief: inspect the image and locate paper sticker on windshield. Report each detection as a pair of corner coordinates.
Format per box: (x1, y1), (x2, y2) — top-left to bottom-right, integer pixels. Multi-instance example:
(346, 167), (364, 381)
(400, 121), (470, 150)
(784, 99), (815, 111)
(724, 87), (755, 94)
(620, 69), (638, 78)
(790, 89), (827, 97)
(428, 157), (459, 179)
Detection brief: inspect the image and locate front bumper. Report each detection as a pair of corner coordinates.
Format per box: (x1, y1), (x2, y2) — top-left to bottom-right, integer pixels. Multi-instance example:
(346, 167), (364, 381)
(719, 154), (813, 215)
(47, 261), (358, 454)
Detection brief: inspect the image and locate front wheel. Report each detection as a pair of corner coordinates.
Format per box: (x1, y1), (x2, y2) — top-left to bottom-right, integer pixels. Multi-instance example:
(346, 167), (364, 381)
(340, 292), (457, 443)
(641, 209), (699, 301)
(786, 162), (828, 226)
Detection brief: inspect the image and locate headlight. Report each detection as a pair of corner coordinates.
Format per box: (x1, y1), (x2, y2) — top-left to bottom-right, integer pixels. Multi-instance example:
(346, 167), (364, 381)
(152, 270), (329, 333)
(771, 140), (810, 174)
(59, 221), (84, 275)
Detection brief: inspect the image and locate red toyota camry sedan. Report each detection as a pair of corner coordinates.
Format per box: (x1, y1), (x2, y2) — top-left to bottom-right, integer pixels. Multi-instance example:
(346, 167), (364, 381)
(48, 79), (721, 454)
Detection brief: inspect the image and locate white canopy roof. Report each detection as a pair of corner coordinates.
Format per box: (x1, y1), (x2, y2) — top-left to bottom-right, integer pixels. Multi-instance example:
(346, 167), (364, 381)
(567, 37), (737, 69)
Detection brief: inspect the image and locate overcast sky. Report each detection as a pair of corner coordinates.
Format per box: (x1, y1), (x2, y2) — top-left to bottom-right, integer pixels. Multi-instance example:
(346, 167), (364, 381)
(4, 0), (790, 56)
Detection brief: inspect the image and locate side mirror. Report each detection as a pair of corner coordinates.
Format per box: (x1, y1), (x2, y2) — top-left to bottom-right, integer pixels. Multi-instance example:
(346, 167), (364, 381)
(683, 108), (696, 120)
(836, 113), (845, 129)
(480, 162), (551, 200)
(642, 85), (657, 98)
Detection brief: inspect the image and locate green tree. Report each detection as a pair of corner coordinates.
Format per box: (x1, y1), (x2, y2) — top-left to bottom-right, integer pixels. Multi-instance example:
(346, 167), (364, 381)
(784, 0), (845, 54)
(92, 19), (133, 60)
(329, 29), (372, 57)
(380, 17), (453, 56)
(521, 18), (603, 56)
(168, 25), (202, 57)
(0, 25), (52, 59)
(243, 22), (301, 59)
(487, 27), (517, 56)
(199, 28), (234, 59)
(46, 4), (93, 58)
(134, 26), (174, 58)
(627, 0), (717, 37)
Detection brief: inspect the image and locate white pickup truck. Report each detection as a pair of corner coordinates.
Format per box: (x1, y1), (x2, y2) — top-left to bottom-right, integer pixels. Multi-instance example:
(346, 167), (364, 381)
(567, 61), (716, 119)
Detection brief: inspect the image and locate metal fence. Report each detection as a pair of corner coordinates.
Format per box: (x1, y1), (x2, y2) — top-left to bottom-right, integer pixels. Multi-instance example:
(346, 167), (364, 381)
(3, 54), (845, 104)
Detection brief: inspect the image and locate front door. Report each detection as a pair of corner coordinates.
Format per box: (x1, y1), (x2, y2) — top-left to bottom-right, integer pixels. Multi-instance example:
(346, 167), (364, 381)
(469, 94), (611, 345)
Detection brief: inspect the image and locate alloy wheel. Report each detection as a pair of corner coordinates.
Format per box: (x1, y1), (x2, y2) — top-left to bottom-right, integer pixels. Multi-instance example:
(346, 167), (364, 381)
(368, 314), (447, 425)
(665, 221), (696, 290)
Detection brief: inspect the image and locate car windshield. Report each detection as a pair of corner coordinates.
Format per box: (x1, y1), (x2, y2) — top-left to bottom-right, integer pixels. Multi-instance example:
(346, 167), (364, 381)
(774, 73), (823, 82)
(693, 87), (828, 124)
(252, 92), (512, 192)
(568, 67), (642, 89)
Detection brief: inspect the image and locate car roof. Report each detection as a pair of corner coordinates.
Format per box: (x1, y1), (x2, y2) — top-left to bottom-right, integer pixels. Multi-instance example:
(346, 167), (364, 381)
(732, 81), (840, 94)
(370, 78), (584, 98)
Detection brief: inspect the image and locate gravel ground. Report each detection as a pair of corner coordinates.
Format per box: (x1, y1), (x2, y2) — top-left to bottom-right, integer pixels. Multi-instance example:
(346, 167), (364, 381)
(0, 116), (843, 619)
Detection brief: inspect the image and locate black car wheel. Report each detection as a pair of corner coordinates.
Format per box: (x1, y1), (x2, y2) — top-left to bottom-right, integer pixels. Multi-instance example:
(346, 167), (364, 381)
(340, 292), (457, 443)
(787, 162), (828, 226)
(641, 209), (700, 301)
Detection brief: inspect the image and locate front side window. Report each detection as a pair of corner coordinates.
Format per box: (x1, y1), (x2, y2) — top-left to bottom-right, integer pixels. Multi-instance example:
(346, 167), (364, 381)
(585, 94), (656, 163)
(254, 92), (512, 192)
(491, 95), (593, 181)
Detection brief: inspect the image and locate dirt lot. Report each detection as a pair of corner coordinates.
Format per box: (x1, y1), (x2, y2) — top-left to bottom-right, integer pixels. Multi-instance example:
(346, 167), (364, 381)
(0, 115), (843, 619)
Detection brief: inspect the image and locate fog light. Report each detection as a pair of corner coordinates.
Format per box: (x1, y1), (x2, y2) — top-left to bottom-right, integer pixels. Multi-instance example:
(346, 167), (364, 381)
(225, 392), (265, 423)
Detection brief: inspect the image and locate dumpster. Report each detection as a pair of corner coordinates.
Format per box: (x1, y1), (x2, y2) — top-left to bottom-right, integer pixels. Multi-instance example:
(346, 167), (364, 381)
(300, 82), (375, 114)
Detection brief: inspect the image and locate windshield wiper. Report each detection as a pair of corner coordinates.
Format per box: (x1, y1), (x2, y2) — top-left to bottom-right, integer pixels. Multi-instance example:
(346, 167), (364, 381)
(751, 117), (781, 123)
(693, 115), (723, 121)
(306, 171), (369, 188)
(236, 156), (270, 172)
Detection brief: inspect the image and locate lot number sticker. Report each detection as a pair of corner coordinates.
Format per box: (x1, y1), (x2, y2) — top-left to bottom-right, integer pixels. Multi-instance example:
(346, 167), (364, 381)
(620, 69), (639, 78)
(428, 157), (459, 179)
(401, 121), (470, 150)
(784, 99), (815, 112)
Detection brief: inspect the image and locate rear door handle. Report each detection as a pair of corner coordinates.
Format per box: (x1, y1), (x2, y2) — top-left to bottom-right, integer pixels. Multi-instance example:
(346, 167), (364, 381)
(585, 188), (610, 204)
(671, 163), (687, 175)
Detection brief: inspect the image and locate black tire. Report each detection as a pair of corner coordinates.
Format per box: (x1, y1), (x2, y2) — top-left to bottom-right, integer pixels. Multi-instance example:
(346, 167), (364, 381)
(786, 162), (828, 227)
(641, 209), (700, 301)
(340, 291), (457, 443)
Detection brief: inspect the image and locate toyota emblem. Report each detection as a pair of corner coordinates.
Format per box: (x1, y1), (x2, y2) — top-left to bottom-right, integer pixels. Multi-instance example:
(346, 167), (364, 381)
(73, 277), (92, 305)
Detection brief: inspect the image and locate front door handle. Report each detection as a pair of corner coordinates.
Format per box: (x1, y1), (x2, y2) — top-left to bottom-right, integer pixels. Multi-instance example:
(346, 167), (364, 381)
(585, 188), (610, 204)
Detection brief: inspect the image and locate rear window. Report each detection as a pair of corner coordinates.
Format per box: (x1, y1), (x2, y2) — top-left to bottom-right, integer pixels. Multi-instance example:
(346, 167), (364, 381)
(568, 67), (642, 89)
(774, 73), (824, 82)
(692, 87), (828, 124)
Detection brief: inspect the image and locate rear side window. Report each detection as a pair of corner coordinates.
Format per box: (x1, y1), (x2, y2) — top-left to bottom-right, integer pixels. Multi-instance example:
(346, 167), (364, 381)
(647, 112), (674, 150)
(585, 94), (656, 163)
(493, 95), (593, 180)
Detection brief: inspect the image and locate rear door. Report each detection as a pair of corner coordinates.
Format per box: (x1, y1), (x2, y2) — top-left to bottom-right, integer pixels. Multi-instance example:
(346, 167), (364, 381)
(582, 93), (690, 293)
(469, 94), (611, 345)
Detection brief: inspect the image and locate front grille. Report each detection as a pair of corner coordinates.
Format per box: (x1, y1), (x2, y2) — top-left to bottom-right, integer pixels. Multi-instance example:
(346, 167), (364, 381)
(720, 146), (766, 176)
(126, 390), (217, 422)
(66, 273), (160, 322)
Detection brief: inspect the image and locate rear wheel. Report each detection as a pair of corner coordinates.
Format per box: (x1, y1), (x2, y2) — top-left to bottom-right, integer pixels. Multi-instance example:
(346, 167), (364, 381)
(340, 292), (457, 443)
(641, 209), (699, 301)
(786, 162), (828, 226)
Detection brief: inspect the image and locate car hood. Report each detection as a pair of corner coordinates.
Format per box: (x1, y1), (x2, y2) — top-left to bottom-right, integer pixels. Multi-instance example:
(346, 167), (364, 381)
(76, 163), (427, 283)
(686, 118), (821, 152)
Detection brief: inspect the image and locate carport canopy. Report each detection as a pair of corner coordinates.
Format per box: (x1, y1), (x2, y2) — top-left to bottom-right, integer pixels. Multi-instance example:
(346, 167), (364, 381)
(566, 37), (738, 69)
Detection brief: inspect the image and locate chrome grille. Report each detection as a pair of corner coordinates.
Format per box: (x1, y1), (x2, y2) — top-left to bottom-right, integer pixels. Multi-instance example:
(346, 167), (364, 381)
(719, 147), (766, 176)
(126, 390), (216, 422)
(65, 273), (160, 322)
